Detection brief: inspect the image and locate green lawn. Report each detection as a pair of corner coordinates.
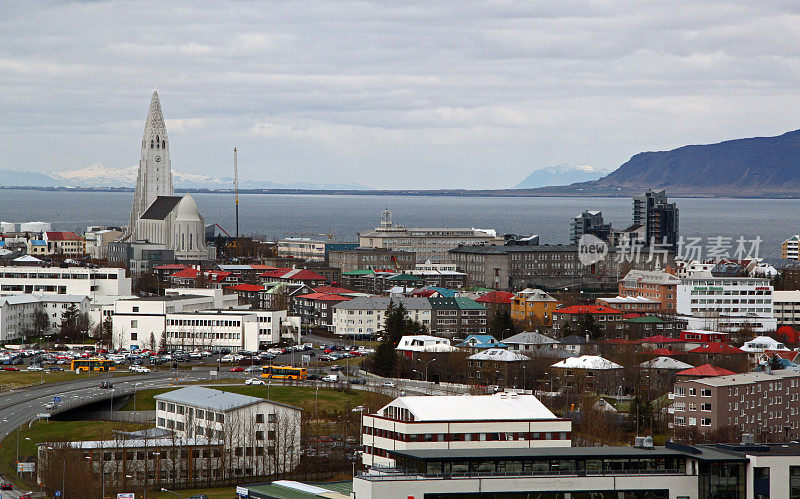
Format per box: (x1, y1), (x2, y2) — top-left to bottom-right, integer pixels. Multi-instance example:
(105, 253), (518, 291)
(0, 420), (151, 489)
(152, 486), (236, 498)
(123, 384), (390, 414)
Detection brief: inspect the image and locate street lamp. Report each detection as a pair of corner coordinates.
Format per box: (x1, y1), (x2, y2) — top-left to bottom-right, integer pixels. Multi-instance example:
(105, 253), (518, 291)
(411, 369), (423, 380)
(161, 488), (180, 499)
(420, 358), (437, 383)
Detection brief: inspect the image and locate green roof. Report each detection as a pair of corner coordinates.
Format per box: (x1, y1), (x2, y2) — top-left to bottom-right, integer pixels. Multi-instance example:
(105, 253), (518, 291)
(455, 297), (486, 310)
(387, 274), (423, 281)
(624, 316), (666, 323)
(342, 269), (375, 275)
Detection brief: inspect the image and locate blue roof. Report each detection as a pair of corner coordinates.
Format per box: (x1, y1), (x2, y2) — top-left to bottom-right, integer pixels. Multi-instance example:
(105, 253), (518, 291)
(31, 240), (46, 246)
(458, 334), (506, 349)
(426, 286), (457, 298)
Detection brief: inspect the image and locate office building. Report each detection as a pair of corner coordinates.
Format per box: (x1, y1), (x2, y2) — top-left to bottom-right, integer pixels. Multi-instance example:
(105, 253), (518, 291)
(361, 393), (572, 468)
(328, 247), (416, 272)
(633, 189), (679, 251)
(277, 238), (358, 262)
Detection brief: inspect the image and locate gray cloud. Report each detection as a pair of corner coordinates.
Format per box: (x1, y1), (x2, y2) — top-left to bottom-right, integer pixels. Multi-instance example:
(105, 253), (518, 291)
(1, 0), (799, 188)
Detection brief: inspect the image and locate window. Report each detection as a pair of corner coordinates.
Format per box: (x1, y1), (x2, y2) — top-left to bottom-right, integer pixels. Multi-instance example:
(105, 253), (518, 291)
(700, 418), (711, 426)
(701, 403), (712, 411)
(701, 389), (712, 397)
(130, 320), (138, 328)
(689, 388), (696, 396)
(256, 414), (264, 423)
(790, 466), (800, 499)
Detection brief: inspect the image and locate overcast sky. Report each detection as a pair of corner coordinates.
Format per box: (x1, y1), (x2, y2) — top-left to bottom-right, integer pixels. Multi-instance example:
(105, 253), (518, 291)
(2, 1), (800, 189)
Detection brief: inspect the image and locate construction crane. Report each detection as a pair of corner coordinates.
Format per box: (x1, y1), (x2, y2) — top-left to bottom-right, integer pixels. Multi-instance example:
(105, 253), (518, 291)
(284, 232), (336, 241)
(233, 147), (239, 238)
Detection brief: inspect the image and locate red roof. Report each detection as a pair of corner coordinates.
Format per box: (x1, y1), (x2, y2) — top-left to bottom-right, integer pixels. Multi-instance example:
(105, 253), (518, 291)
(226, 284), (264, 292)
(45, 231), (82, 241)
(636, 335), (684, 344)
(409, 289), (437, 297)
(623, 313), (644, 319)
(675, 364), (736, 377)
(647, 348), (681, 356)
(313, 286), (357, 295)
(260, 268), (325, 281)
(688, 343), (745, 355)
(155, 264), (189, 270)
(762, 350), (799, 361)
(603, 338), (635, 344)
(296, 292), (351, 302)
(250, 264), (278, 271)
(170, 268), (199, 278)
(555, 305), (621, 314)
(476, 291), (514, 304)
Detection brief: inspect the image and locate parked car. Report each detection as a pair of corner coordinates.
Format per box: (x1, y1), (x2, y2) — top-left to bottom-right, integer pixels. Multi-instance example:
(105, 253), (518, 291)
(0, 483), (12, 490)
(99, 381), (113, 389)
(245, 378), (265, 385)
(26, 365), (43, 371)
(245, 365), (262, 373)
(229, 367), (244, 372)
(350, 378), (366, 385)
(220, 354), (235, 363)
(306, 374), (322, 381)
(322, 374), (339, 383)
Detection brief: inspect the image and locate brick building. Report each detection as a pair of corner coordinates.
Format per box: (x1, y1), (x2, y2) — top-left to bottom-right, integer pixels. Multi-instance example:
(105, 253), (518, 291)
(618, 270), (680, 313)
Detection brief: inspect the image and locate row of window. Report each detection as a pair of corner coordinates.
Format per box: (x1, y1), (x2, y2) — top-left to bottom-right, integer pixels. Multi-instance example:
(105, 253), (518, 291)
(365, 427), (570, 442)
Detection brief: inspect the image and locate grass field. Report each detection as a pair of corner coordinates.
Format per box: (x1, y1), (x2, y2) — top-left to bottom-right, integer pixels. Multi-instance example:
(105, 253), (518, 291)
(122, 384), (390, 414)
(152, 486), (236, 498)
(0, 420), (151, 489)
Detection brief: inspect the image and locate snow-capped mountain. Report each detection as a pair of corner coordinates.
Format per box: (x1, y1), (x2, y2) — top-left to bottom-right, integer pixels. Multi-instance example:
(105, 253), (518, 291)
(514, 164), (610, 189)
(0, 163), (368, 190)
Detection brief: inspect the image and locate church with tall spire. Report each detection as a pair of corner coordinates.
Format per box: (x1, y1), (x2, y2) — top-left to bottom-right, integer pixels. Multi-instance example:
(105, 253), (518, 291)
(124, 91), (213, 261)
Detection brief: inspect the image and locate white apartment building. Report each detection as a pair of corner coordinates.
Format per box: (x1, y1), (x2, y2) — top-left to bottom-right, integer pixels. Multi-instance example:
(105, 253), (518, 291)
(677, 277), (775, 332)
(0, 294), (89, 341)
(332, 296), (432, 336)
(358, 209), (498, 264)
(362, 393), (572, 468)
(0, 266), (131, 302)
(155, 386), (301, 475)
(414, 260), (458, 272)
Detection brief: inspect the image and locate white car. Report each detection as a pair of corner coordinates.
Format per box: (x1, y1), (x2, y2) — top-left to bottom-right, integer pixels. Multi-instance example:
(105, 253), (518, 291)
(130, 366), (151, 373)
(245, 378), (265, 385)
(220, 354), (235, 363)
(26, 365), (43, 371)
(380, 382), (396, 388)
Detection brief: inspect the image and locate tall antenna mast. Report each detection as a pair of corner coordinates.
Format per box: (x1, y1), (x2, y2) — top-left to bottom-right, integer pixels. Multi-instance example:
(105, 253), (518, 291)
(234, 147), (239, 238)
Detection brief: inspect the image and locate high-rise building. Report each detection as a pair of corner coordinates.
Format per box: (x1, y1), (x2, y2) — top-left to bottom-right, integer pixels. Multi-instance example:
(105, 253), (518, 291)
(781, 235), (800, 259)
(633, 190), (679, 250)
(570, 210), (611, 244)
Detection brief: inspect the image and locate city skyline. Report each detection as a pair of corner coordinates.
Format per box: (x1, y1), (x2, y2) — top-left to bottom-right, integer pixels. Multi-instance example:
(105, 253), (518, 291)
(2, 1), (800, 189)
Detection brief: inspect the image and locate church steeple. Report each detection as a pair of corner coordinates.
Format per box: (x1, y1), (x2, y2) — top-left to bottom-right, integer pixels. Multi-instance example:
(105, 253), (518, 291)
(128, 91), (174, 239)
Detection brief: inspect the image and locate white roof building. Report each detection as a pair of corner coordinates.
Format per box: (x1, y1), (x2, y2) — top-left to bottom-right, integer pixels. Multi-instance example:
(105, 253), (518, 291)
(639, 356), (693, 370)
(396, 335), (455, 352)
(740, 336), (790, 353)
(551, 355), (622, 370)
(468, 348), (529, 362)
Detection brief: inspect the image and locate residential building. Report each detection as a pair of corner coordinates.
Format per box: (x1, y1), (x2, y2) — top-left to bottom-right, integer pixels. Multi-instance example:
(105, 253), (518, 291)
(618, 269), (680, 312)
(597, 295), (662, 312)
(167, 268), (237, 289)
(773, 290), (800, 327)
(503, 331), (560, 353)
(474, 290), (513, 323)
(0, 294), (90, 341)
(561, 334), (591, 355)
(259, 268), (327, 287)
(457, 334), (506, 351)
(354, 442), (800, 499)
(551, 304), (623, 336)
(781, 235), (800, 260)
(41, 231), (86, 256)
(570, 210), (611, 244)
(155, 386), (301, 474)
(361, 393), (571, 468)
(414, 261), (459, 272)
(332, 296), (432, 336)
(359, 209), (499, 264)
(673, 369), (800, 440)
(509, 288), (560, 326)
(404, 268), (467, 289)
(467, 348), (531, 385)
(609, 223), (646, 248)
(550, 355), (623, 391)
(633, 189), (679, 251)
(395, 335), (454, 357)
(277, 238), (358, 262)
(740, 336), (790, 355)
(623, 315), (687, 340)
(328, 247), (416, 272)
(292, 292), (351, 331)
(428, 297), (487, 336)
(84, 226), (124, 260)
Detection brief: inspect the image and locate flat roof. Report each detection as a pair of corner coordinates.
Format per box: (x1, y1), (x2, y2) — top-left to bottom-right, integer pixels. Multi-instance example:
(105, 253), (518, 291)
(685, 368), (800, 387)
(380, 393), (558, 422)
(393, 445), (745, 462)
(154, 386), (301, 413)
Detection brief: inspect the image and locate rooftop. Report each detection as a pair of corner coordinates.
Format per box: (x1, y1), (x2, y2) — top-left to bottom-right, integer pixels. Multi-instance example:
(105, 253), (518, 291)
(154, 386), (300, 412)
(379, 393), (558, 422)
(684, 368), (800, 387)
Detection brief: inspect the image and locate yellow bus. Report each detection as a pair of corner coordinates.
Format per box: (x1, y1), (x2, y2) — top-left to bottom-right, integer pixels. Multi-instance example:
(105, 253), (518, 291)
(71, 358), (116, 372)
(262, 365), (307, 380)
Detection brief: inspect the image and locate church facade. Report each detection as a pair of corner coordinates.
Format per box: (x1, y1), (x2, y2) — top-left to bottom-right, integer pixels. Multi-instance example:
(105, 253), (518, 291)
(125, 91), (213, 261)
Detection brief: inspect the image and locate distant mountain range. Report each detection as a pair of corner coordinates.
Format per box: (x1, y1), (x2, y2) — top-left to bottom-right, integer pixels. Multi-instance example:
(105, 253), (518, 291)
(514, 164), (610, 188)
(525, 129), (800, 197)
(0, 163), (368, 191)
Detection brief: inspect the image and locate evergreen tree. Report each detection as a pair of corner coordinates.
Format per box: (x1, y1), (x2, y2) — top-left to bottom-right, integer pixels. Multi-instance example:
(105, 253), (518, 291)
(488, 310), (516, 339)
(578, 314), (603, 340)
(372, 340), (397, 377)
(59, 303), (80, 340)
(383, 300), (408, 346)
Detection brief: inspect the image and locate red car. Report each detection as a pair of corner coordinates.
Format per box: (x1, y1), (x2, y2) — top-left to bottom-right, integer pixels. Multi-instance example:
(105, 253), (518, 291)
(19, 494), (32, 499)
(229, 367), (244, 372)
(2, 367), (20, 372)
(0, 483), (12, 490)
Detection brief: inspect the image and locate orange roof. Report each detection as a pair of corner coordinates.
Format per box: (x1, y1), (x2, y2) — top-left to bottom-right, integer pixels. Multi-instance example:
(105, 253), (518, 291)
(675, 364), (736, 377)
(313, 286), (357, 295)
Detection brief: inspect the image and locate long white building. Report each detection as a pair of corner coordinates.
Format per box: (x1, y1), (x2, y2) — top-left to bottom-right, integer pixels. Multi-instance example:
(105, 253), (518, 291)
(0, 266), (131, 301)
(677, 276), (776, 332)
(362, 393), (571, 469)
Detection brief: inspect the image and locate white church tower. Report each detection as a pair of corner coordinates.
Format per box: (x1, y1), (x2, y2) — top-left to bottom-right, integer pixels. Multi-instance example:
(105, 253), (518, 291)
(128, 90), (174, 239)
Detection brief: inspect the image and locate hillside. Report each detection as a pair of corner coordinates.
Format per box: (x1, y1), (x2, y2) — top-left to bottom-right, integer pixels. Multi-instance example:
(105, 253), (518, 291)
(535, 129), (800, 196)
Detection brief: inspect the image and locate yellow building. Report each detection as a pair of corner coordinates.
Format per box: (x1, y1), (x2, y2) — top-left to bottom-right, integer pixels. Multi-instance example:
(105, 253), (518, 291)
(510, 288), (560, 326)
